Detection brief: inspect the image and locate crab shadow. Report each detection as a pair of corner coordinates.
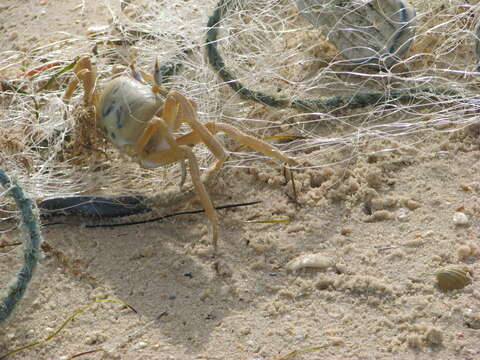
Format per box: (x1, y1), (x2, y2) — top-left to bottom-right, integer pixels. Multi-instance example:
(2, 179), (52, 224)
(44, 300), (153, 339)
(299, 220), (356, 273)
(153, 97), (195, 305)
(41, 207), (263, 353)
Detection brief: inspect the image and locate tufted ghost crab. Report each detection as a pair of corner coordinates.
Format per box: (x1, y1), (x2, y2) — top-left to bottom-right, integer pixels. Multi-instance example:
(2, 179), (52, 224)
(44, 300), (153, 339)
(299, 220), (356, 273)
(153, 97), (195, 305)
(62, 56), (296, 250)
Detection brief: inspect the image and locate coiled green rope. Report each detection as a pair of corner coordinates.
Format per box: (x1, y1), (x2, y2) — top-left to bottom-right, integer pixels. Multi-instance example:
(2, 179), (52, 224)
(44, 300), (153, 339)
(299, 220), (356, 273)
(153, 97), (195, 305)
(205, 0), (463, 112)
(0, 169), (43, 323)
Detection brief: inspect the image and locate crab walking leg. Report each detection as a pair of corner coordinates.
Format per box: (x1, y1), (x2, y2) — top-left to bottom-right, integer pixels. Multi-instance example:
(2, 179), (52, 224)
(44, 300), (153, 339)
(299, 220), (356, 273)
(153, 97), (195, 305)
(177, 122), (297, 167)
(76, 69), (96, 107)
(161, 93), (200, 131)
(164, 92), (229, 175)
(63, 75), (80, 101)
(143, 98), (189, 188)
(178, 146), (219, 249)
(160, 94), (201, 187)
(162, 94), (181, 130)
(134, 120), (159, 155)
(137, 118), (220, 250)
(63, 57), (96, 102)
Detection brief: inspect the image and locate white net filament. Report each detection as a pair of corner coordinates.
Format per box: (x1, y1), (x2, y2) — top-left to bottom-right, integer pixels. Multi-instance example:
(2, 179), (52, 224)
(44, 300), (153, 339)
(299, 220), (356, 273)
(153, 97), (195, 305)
(0, 0), (479, 207)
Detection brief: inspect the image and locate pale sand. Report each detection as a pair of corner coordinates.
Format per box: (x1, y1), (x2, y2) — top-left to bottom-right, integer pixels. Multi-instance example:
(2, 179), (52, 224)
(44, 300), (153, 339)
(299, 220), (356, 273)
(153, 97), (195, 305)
(1, 0), (480, 359)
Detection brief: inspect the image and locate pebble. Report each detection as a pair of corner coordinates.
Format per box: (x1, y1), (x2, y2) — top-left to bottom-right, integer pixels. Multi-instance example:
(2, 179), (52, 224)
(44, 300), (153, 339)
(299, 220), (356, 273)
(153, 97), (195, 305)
(85, 332), (106, 345)
(404, 199), (420, 210)
(453, 212), (469, 226)
(132, 341), (148, 350)
(89, 286), (108, 300)
(286, 253), (333, 271)
(86, 24), (110, 36)
(424, 327), (443, 346)
(397, 208), (409, 222)
(8, 31), (18, 41)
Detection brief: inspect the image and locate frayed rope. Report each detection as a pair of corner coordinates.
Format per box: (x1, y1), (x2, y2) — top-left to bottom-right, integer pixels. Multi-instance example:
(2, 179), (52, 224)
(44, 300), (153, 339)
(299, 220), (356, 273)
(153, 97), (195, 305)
(0, 168), (43, 323)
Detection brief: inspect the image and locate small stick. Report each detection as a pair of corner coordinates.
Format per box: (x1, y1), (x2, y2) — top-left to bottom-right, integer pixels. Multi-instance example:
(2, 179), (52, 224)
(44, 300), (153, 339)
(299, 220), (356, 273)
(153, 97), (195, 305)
(23, 60), (66, 78)
(0, 242), (22, 248)
(289, 168), (297, 201)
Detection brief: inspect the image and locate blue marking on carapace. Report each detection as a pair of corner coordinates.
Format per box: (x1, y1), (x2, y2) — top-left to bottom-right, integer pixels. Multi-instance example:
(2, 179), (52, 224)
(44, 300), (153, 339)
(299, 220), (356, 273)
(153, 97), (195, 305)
(102, 99), (116, 118)
(111, 84), (120, 95)
(115, 106), (123, 129)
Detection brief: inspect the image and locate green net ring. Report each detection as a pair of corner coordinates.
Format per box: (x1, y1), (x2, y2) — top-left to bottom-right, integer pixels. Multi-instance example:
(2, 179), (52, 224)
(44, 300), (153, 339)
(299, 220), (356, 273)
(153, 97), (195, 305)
(0, 168), (43, 323)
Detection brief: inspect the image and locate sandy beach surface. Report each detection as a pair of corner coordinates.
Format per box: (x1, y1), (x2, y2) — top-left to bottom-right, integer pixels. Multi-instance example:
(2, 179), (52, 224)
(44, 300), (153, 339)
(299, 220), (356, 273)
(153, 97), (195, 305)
(2, 0), (480, 359)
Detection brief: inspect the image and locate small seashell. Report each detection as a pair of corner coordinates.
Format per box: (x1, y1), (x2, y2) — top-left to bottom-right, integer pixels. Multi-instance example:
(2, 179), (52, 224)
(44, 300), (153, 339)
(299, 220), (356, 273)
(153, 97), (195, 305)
(286, 253), (333, 271)
(295, 0), (416, 68)
(452, 211), (469, 226)
(436, 265), (472, 291)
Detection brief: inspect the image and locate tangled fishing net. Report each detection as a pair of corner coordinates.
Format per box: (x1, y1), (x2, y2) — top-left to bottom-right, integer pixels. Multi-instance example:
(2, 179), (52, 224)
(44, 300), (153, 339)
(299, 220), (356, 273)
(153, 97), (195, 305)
(0, 0), (479, 207)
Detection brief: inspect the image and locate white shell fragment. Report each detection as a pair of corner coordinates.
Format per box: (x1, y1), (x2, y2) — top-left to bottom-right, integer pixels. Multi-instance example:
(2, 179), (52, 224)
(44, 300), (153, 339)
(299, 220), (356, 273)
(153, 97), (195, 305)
(286, 253), (333, 271)
(295, 0), (416, 68)
(452, 212), (469, 226)
(86, 25), (110, 37)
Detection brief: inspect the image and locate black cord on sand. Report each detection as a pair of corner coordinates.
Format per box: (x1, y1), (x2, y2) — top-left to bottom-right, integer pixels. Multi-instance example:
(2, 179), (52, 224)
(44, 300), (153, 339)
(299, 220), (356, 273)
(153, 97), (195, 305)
(86, 200), (261, 228)
(43, 200), (262, 228)
(0, 168), (43, 323)
(205, 0), (463, 112)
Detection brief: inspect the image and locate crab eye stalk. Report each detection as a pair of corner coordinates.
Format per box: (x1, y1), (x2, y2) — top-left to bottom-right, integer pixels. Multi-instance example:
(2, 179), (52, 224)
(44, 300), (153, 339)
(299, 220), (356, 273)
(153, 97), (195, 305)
(130, 63), (145, 84)
(153, 59), (163, 86)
